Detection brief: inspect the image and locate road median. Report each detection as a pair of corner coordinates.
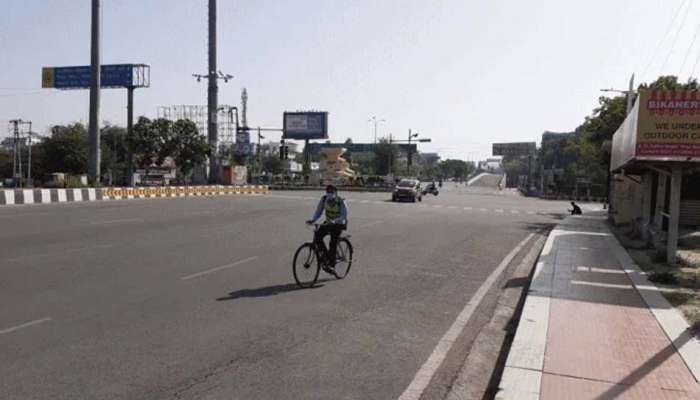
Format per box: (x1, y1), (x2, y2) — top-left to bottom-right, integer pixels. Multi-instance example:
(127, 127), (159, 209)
(0, 185), (269, 206)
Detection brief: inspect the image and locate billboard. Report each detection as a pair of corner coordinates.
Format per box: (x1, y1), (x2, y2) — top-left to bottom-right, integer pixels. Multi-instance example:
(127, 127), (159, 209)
(233, 143), (256, 155)
(283, 112), (328, 140)
(637, 90), (700, 157)
(42, 64), (148, 89)
(306, 142), (417, 153)
(611, 90), (700, 171)
(236, 129), (250, 144)
(492, 142), (536, 157)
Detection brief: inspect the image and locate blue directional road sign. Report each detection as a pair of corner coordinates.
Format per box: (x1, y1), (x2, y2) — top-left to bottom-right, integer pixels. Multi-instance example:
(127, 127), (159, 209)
(42, 64), (149, 89)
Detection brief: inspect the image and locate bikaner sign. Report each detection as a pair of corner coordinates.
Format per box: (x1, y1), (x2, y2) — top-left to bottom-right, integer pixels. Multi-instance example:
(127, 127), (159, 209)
(637, 90), (700, 157)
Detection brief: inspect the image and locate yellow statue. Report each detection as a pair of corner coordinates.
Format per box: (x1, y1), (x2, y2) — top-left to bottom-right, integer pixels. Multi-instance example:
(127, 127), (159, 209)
(320, 148), (355, 183)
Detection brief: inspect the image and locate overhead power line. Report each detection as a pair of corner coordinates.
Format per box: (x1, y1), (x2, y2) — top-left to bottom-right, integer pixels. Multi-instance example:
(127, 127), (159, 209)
(679, 20), (700, 78)
(689, 46), (700, 79)
(0, 91), (47, 98)
(660, 0), (693, 75)
(641, 0), (688, 80)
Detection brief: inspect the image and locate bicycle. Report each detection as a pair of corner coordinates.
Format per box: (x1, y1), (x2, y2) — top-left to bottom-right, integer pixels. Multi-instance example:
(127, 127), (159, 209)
(293, 223), (354, 288)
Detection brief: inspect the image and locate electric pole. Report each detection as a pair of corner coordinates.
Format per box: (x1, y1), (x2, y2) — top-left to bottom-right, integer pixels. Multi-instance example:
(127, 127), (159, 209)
(9, 119), (32, 187)
(192, 0), (233, 183)
(11, 120), (22, 187)
(88, 0), (101, 184)
(241, 88), (248, 128)
(208, 0), (217, 183)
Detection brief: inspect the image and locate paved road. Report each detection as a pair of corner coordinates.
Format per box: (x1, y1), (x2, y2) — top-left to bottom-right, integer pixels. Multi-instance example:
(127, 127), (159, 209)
(467, 173), (502, 188)
(0, 184), (578, 399)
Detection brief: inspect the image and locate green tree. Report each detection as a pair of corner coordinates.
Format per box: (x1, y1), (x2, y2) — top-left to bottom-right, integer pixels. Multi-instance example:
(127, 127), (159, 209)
(101, 124), (128, 185)
(261, 153), (284, 174)
(438, 159), (474, 180)
(169, 119), (211, 182)
(41, 123), (89, 174)
(127, 117), (171, 169)
(0, 149), (13, 180)
(350, 152), (375, 175)
(372, 138), (398, 175)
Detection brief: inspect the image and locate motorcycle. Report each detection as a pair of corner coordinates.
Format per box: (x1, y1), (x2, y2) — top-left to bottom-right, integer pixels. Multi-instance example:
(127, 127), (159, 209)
(422, 183), (439, 196)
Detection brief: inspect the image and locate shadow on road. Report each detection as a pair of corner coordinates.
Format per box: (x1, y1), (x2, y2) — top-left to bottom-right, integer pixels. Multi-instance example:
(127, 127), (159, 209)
(216, 279), (333, 301)
(521, 222), (557, 233)
(503, 276), (529, 289)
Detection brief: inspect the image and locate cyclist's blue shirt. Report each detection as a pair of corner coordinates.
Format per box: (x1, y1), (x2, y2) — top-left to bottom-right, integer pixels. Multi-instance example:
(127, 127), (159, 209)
(309, 194), (348, 224)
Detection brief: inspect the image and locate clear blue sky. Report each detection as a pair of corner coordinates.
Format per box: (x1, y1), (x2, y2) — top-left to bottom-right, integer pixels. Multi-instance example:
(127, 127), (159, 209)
(1, 0), (699, 161)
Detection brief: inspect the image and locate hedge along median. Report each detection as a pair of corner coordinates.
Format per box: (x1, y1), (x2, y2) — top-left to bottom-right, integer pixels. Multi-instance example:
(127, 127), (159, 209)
(0, 185), (269, 206)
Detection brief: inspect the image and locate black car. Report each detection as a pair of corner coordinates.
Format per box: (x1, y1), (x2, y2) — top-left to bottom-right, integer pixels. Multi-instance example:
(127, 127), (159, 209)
(392, 179), (422, 202)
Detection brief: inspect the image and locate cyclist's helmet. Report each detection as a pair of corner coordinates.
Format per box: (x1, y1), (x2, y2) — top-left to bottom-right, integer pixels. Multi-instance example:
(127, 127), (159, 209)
(326, 184), (337, 193)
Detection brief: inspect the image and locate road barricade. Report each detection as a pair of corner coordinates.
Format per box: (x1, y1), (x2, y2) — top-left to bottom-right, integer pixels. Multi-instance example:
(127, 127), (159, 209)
(0, 185), (269, 206)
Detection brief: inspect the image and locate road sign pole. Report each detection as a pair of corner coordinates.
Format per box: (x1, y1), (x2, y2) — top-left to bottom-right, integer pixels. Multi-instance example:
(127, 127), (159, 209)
(127, 86), (134, 185)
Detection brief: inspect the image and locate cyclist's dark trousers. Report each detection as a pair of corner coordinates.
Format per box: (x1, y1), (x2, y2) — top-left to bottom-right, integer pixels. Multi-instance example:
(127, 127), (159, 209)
(314, 223), (343, 267)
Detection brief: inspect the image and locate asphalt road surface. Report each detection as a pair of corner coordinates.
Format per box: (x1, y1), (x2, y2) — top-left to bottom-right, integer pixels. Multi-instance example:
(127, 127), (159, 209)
(0, 183), (577, 400)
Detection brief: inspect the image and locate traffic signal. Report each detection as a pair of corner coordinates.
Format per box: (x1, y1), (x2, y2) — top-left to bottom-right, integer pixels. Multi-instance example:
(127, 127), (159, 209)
(284, 145), (289, 160)
(279, 146), (284, 160)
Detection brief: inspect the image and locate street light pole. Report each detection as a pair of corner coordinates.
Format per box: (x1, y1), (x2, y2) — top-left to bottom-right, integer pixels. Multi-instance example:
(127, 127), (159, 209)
(407, 129), (419, 175)
(600, 73), (636, 214)
(27, 122), (32, 187)
(369, 116), (385, 144)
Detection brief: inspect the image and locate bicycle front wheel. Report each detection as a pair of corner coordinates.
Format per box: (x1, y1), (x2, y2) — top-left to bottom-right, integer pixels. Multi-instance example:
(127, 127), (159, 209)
(334, 238), (354, 279)
(293, 243), (320, 288)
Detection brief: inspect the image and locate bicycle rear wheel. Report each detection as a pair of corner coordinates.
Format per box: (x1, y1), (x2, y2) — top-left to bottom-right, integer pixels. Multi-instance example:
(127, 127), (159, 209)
(293, 243), (320, 288)
(333, 238), (354, 279)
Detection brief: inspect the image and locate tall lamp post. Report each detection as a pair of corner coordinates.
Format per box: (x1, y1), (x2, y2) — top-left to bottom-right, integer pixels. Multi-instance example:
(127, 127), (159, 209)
(368, 116), (385, 144)
(600, 73), (636, 212)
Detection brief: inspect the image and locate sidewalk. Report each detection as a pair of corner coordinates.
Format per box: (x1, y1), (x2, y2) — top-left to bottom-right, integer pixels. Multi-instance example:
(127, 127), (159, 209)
(498, 212), (700, 399)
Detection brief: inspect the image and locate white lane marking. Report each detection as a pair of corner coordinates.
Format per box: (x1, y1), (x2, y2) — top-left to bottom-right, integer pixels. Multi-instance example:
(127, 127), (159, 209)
(495, 209), (504, 213)
(0, 318), (51, 335)
(398, 233), (536, 400)
(360, 200), (370, 203)
(181, 256), (258, 280)
(90, 218), (141, 225)
(447, 206), (457, 209)
(5, 244), (115, 263)
(0, 212), (52, 219)
(463, 207), (472, 210)
(479, 208), (488, 212)
(357, 220), (383, 229)
(527, 211), (535, 215)
(510, 210), (519, 214)
(432, 205), (442, 208)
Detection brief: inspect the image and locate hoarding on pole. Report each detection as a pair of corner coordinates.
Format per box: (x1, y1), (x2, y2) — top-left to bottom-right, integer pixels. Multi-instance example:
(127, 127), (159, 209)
(611, 90), (700, 171)
(282, 112), (328, 140)
(492, 142), (536, 157)
(637, 90), (700, 157)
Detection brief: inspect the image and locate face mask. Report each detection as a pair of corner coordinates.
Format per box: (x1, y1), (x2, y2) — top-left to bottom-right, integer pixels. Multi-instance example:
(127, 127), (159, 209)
(326, 193), (336, 200)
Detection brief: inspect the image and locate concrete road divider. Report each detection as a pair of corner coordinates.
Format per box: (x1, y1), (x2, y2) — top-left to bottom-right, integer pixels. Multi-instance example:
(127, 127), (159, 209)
(0, 185), (268, 206)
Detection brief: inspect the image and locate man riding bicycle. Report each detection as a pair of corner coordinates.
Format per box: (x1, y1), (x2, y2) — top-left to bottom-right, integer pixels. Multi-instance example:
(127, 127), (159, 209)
(306, 185), (348, 273)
